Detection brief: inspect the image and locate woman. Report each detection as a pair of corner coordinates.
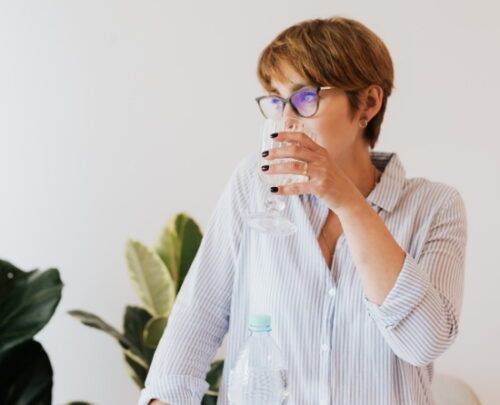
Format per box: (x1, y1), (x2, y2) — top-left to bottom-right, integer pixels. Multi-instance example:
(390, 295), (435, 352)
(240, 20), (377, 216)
(140, 16), (467, 405)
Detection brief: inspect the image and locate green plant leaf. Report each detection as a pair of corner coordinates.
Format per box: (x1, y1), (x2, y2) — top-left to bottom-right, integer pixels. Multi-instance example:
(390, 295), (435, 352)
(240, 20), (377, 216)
(0, 263), (62, 355)
(156, 213), (202, 293)
(177, 216), (203, 291)
(200, 360), (224, 403)
(143, 316), (168, 348)
(0, 259), (36, 299)
(156, 215), (180, 283)
(123, 348), (149, 369)
(123, 306), (155, 363)
(126, 240), (176, 317)
(68, 309), (130, 347)
(65, 402), (94, 405)
(122, 306), (156, 388)
(206, 359), (224, 391)
(124, 351), (148, 389)
(0, 339), (52, 405)
(201, 394), (218, 405)
(67, 309), (148, 367)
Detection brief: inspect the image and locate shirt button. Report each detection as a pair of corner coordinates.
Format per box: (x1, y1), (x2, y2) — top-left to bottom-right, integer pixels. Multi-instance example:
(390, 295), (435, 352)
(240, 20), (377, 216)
(321, 343), (329, 352)
(328, 288), (335, 297)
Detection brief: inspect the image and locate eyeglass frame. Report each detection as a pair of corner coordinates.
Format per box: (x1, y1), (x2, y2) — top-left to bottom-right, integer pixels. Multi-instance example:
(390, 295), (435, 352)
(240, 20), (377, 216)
(255, 85), (336, 119)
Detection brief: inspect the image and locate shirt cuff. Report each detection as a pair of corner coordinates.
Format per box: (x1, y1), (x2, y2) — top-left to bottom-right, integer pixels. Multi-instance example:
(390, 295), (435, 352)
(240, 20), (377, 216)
(138, 374), (209, 405)
(364, 251), (431, 329)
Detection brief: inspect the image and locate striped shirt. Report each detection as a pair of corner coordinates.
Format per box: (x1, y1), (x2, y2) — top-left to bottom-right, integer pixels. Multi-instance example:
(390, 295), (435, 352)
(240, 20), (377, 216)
(138, 150), (468, 405)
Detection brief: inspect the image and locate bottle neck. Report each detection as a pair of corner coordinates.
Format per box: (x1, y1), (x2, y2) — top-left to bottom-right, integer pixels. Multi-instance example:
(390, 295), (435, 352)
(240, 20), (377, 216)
(249, 329), (271, 336)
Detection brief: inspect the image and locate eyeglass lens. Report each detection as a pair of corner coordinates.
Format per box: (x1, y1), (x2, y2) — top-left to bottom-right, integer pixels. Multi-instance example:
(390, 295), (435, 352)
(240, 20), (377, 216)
(259, 87), (319, 119)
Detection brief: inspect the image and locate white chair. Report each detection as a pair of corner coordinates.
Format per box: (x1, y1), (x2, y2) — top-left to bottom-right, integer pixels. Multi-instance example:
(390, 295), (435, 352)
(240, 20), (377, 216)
(432, 373), (481, 405)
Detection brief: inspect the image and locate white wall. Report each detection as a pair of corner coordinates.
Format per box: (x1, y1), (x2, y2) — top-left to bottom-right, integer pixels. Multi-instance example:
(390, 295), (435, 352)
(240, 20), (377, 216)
(0, 1), (498, 404)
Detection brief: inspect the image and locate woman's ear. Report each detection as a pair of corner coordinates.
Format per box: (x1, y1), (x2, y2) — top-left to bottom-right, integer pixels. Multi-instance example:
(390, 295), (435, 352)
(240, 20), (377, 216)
(362, 85), (384, 120)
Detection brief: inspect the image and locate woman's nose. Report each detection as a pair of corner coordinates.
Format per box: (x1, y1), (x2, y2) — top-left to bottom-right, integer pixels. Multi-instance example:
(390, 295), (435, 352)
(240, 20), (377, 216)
(283, 102), (299, 120)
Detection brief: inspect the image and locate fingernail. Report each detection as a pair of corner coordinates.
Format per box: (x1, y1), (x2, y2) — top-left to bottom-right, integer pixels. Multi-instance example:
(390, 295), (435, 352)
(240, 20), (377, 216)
(270, 186), (279, 193)
(261, 150), (269, 157)
(270, 132), (278, 138)
(261, 165), (269, 171)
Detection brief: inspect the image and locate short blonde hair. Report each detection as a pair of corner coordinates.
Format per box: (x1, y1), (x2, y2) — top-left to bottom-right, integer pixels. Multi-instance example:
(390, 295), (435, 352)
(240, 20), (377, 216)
(257, 16), (395, 148)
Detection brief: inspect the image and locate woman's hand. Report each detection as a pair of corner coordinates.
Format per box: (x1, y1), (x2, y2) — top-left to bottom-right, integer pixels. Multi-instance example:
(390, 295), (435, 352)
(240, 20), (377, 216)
(262, 130), (358, 212)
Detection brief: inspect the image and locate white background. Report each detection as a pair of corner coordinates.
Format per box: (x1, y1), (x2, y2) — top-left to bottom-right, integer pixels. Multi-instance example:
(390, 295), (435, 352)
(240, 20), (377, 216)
(1, 1), (499, 404)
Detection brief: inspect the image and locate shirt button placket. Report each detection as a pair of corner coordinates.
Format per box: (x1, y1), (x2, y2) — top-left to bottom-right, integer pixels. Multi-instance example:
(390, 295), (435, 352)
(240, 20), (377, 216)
(319, 285), (334, 405)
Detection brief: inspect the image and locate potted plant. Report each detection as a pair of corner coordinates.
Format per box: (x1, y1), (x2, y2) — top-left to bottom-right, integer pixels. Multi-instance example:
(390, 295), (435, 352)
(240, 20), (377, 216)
(69, 213), (223, 404)
(0, 259), (63, 404)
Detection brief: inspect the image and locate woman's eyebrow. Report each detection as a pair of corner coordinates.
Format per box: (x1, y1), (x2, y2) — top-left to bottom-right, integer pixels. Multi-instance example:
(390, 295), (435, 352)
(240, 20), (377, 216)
(269, 83), (310, 96)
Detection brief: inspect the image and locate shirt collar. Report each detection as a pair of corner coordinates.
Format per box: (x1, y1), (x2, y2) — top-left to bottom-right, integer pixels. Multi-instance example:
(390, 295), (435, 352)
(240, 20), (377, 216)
(366, 151), (406, 213)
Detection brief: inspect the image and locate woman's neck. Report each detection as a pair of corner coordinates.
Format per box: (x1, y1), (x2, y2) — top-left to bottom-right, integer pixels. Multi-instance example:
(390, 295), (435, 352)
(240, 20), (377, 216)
(335, 145), (381, 199)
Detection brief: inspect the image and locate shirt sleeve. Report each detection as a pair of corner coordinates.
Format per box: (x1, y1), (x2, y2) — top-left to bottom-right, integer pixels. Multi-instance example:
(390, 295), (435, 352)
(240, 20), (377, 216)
(363, 188), (468, 367)
(138, 155), (254, 405)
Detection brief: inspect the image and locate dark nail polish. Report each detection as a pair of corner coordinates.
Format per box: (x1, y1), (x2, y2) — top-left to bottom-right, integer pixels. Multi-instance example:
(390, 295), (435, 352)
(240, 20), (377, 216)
(262, 150), (269, 157)
(270, 186), (279, 193)
(261, 165), (269, 171)
(270, 132), (278, 138)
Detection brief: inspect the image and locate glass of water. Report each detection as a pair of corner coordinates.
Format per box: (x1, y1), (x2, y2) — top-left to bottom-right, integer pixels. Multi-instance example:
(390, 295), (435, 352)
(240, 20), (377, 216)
(246, 116), (316, 236)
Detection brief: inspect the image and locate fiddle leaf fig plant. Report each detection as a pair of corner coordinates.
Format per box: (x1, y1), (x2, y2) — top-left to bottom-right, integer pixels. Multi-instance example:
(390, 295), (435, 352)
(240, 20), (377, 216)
(126, 240), (176, 317)
(156, 213), (203, 293)
(0, 259), (63, 405)
(69, 212), (223, 403)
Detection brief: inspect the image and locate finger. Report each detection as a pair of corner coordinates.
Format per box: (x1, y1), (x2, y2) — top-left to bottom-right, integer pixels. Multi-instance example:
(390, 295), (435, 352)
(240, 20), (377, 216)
(270, 182), (311, 196)
(271, 130), (320, 151)
(262, 160), (310, 176)
(264, 143), (317, 162)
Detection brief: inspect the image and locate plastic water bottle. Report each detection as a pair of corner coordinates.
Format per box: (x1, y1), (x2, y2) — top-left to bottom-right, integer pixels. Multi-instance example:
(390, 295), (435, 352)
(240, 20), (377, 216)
(227, 314), (289, 404)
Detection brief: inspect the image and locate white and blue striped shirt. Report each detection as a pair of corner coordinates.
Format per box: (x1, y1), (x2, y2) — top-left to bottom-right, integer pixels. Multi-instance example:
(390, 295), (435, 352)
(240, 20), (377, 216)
(138, 150), (468, 405)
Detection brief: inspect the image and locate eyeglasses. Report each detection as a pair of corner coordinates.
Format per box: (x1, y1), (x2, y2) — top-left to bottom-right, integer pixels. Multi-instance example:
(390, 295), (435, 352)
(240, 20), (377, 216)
(255, 86), (335, 119)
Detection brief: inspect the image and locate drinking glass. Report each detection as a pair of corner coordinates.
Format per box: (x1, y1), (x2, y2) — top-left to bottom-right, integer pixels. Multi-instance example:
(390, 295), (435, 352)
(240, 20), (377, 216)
(245, 116), (317, 236)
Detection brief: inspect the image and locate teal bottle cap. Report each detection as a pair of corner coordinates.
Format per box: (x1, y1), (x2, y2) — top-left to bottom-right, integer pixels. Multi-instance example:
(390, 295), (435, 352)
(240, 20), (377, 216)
(249, 314), (272, 332)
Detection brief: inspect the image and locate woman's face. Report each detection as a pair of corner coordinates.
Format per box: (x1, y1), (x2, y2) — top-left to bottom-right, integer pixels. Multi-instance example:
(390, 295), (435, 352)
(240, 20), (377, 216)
(269, 63), (370, 164)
